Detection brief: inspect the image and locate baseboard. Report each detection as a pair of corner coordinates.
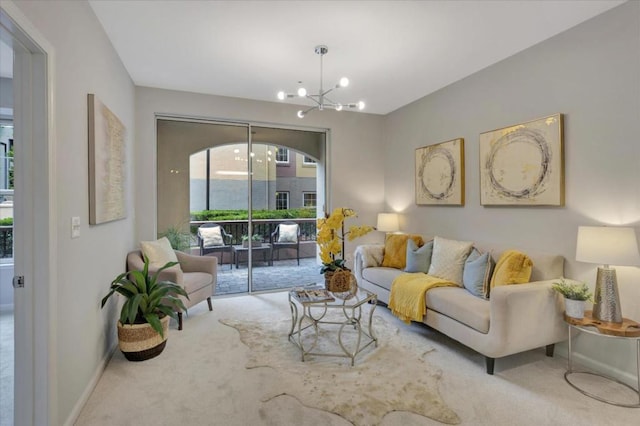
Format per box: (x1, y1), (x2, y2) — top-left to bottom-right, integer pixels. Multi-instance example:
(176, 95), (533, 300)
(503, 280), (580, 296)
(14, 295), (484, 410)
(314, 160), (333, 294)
(63, 341), (118, 426)
(555, 341), (637, 387)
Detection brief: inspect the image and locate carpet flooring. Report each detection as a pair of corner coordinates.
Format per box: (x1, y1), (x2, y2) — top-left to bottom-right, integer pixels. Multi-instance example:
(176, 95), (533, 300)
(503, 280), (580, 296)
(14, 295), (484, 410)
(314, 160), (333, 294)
(75, 292), (640, 425)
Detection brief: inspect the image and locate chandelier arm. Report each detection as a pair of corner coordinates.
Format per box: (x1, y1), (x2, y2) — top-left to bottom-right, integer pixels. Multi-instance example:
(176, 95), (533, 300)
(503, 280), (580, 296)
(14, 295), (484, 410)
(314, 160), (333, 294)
(322, 95), (339, 107)
(305, 95), (322, 106)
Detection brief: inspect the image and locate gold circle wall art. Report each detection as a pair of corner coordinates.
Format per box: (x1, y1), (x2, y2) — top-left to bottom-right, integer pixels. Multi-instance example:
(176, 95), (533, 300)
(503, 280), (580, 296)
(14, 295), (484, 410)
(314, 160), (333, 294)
(415, 138), (465, 206)
(479, 113), (564, 206)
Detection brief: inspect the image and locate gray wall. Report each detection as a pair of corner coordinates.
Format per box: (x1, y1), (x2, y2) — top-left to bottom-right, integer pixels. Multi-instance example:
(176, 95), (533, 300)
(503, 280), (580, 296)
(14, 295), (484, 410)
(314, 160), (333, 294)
(12, 1), (136, 424)
(383, 1), (640, 381)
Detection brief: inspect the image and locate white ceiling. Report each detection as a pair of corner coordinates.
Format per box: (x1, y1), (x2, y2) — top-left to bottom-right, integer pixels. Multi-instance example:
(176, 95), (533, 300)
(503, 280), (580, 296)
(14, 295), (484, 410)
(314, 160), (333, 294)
(89, 0), (624, 115)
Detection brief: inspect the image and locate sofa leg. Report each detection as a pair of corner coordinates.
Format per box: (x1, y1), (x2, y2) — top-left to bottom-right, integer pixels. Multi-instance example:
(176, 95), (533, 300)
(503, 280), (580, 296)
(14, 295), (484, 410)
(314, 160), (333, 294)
(178, 312), (183, 331)
(207, 297), (213, 311)
(546, 344), (555, 357)
(485, 357), (495, 375)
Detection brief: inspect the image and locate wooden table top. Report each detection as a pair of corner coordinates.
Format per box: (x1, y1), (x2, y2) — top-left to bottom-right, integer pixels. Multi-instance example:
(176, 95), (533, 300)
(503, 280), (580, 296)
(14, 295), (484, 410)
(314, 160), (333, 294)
(564, 310), (640, 337)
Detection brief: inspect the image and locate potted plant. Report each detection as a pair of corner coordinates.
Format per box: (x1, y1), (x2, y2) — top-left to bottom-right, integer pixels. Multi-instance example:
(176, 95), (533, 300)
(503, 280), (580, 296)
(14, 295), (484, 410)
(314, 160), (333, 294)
(552, 278), (592, 319)
(317, 207), (373, 292)
(160, 225), (192, 252)
(101, 257), (189, 361)
(242, 233), (262, 248)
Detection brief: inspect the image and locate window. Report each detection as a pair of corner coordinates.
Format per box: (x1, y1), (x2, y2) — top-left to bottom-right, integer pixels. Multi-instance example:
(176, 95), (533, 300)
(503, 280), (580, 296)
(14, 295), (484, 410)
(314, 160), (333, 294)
(275, 148), (289, 163)
(303, 192), (316, 207)
(275, 192), (289, 210)
(303, 156), (316, 165)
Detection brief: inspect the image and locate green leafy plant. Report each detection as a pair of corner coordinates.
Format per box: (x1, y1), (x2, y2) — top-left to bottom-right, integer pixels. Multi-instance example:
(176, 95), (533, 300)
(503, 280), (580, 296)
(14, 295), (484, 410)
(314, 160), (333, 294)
(101, 257), (189, 337)
(552, 278), (593, 301)
(160, 226), (192, 252)
(0, 217), (12, 226)
(241, 233), (262, 242)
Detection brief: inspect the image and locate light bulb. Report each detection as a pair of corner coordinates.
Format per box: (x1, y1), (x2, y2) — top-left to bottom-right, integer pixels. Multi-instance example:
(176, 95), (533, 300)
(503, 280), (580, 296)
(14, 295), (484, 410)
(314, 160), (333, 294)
(297, 110), (305, 118)
(339, 77), (349, 88)
(335, 104), (343, 111)
(357, 101), (365, 110)
(277, 91), (286, 100)
(297, 87), (307, 97)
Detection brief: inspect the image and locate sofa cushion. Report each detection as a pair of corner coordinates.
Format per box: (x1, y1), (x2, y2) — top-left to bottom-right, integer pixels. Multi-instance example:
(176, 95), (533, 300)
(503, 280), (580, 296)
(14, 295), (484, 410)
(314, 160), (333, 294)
(381, 234), (424, 269)
(490, 250), (533, 291)
(362, 267), (406, 292)
(426, 287), (490, 334)
(463, 249), (494, 299)
(405, 239), (434, 273)
(140, 237), (180, 269)
(427, 236), (473, 285)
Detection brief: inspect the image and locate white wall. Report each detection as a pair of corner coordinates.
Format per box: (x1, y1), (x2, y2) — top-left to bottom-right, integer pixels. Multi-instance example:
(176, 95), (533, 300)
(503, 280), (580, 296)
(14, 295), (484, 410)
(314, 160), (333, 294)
(12, 1), (136, 424)
(383, 1), (640, 381)
(135, 87), (386, 254)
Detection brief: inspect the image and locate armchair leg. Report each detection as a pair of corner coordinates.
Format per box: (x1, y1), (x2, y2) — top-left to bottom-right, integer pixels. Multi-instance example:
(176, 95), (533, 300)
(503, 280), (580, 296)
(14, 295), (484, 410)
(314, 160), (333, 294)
(545, 344), (555, 357)
(485, 356), (495, 375)
(178, 312), (183, 331)
(207, 297), (213, 311)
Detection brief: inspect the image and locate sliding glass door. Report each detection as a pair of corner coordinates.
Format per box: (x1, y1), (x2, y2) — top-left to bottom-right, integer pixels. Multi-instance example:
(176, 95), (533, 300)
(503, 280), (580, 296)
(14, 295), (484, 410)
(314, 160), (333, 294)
(157, 118), (326, 294)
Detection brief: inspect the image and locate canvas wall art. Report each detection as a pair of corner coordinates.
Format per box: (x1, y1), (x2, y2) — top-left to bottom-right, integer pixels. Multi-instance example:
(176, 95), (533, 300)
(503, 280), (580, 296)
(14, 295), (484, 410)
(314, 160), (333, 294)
(88, 93), (126, 224)
(479, 113), (564, 206)
(415, 138), (464, 206)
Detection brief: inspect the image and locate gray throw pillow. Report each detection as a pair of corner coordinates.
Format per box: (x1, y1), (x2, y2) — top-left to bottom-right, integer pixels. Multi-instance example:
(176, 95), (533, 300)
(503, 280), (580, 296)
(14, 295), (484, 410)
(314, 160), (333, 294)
(404, 239), (434, 273)
(463, 248), (494, 299)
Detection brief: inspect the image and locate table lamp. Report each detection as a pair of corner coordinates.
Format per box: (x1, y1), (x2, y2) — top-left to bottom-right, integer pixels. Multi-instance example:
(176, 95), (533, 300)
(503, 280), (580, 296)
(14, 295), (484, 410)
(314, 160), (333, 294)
(575, 226), (640, 323)
(376, 213), (399, 234)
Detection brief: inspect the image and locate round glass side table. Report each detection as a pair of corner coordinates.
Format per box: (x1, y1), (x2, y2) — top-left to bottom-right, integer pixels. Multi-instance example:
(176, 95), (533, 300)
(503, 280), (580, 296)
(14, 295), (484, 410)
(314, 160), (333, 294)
(564, 310), (640, 408)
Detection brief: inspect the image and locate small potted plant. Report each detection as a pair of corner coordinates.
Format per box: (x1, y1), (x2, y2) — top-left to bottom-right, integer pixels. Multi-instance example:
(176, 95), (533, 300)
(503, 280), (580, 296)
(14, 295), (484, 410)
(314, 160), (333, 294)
(242, 233), (263, 248)
(101, 257), (189, 361)
(552, 278), (592, 319)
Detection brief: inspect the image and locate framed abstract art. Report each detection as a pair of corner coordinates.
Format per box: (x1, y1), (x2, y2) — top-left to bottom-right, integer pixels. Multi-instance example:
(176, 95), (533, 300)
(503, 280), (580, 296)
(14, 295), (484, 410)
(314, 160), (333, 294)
(479, 114), (564, 206)
(415, 138), (464, 206)
(88, 93), (127, 224)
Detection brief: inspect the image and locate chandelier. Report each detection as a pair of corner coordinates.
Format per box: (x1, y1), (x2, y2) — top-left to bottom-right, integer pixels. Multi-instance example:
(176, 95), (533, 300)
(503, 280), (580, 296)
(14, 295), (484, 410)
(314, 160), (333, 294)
(277, 45), (365, 118)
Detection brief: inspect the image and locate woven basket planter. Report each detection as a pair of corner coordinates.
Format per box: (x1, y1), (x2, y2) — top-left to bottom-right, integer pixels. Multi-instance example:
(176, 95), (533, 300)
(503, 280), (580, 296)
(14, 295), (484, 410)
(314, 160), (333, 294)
(117, 315), (170, 362)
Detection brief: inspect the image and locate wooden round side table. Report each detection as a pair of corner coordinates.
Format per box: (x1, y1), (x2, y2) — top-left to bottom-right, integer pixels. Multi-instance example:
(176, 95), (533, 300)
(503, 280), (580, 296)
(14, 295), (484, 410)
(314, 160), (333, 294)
(564, 310), (640, 408)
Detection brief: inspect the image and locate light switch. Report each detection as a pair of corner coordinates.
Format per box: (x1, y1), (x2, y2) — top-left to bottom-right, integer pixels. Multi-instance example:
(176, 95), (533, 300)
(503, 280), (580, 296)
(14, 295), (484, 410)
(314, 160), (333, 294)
(71, 216), (81, 238)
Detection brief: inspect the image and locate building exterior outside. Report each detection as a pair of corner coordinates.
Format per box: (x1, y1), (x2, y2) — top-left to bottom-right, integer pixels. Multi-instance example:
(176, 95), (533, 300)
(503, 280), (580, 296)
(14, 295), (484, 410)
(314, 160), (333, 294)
(189, 144), (317, 213)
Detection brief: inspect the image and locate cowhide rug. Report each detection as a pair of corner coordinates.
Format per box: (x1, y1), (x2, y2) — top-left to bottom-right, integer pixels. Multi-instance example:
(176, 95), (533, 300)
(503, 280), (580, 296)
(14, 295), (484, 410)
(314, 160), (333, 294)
(221, 313), (460, 425)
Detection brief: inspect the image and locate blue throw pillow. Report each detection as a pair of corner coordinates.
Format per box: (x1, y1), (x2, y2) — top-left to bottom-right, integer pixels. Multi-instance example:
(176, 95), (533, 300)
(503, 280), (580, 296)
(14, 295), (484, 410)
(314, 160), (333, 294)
(463, 249), (494, 299)
(404, 239), (434, 273)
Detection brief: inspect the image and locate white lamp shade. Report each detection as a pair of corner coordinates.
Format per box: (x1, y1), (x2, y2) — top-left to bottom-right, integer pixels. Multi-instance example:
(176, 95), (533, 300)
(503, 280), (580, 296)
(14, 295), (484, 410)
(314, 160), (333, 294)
(576, 226), (640, 266)
(377, 213), (399, 233)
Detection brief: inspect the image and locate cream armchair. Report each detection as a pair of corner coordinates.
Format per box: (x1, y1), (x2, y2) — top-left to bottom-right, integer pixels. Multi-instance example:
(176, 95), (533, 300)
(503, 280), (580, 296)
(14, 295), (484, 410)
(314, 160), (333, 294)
(127, 250), (217, 330)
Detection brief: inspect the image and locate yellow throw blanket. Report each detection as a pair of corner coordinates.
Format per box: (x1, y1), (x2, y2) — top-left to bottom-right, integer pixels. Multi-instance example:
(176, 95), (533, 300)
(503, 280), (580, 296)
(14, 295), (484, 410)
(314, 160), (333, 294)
(389, 273), (457, 324)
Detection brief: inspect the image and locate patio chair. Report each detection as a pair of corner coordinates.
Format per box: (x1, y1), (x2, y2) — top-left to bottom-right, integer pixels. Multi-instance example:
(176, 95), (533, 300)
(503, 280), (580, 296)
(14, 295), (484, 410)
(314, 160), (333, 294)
(270, 221), (301, 265)
(197, 223), (233, 270)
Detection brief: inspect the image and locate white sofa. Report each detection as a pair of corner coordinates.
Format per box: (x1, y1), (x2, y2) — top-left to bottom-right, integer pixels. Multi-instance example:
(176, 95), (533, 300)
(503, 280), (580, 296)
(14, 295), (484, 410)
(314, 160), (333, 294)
(354, 242), (569, 374)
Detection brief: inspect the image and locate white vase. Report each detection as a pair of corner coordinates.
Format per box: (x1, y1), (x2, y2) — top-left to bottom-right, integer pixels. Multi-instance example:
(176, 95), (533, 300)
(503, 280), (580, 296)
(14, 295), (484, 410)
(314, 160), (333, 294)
(564, 298), (585, 319)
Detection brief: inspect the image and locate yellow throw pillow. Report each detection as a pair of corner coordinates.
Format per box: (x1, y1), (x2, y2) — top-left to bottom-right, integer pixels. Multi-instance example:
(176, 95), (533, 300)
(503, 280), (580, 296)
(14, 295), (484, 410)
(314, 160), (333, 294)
(381, 234), (424, 269)
(490, 249), (533, 290)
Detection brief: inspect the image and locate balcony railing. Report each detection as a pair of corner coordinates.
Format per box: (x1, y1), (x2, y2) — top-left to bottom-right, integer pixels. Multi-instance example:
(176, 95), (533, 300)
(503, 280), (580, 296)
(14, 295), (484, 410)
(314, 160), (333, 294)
(189, 218), (317, 245)
(0, 226), (12, 259)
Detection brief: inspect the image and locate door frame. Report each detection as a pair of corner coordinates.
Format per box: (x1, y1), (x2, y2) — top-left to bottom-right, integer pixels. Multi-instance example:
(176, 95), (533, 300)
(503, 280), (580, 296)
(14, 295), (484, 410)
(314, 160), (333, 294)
(0, 2), (57, 425)
(154, 115), (330, 293)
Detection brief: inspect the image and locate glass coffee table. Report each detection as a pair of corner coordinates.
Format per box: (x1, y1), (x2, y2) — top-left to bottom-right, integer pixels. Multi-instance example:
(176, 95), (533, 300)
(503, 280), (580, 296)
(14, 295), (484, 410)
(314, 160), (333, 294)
(288, 285), (378, 366)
